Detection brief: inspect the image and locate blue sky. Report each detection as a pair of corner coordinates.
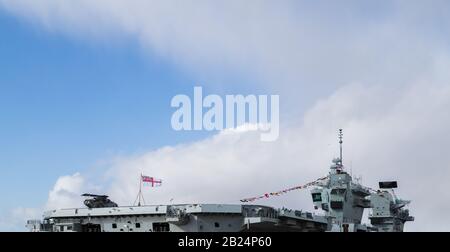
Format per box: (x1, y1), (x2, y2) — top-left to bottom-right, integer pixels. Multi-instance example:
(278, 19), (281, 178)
(0, 6), (273, 215)
(0, 11), (222, 210)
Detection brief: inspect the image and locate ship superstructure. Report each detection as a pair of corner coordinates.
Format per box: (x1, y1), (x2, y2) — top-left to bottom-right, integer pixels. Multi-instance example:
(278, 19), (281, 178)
(26, 129), (414, 232)
(309, 129), (414, 232)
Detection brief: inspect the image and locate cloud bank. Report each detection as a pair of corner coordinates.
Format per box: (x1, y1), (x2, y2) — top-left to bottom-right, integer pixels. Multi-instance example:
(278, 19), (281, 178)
(2, 0), (448, 101)
(1, 0), (450, 231)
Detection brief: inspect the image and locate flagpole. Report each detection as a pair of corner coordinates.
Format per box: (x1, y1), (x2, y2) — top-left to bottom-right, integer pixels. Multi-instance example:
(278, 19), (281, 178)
(138, 173), (142, 206)
(134, 173), (146, 206)
(141, 172), (146, 206)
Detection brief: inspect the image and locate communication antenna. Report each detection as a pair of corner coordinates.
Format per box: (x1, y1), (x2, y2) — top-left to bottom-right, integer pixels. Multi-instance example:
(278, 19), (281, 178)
(338, 129), (343, 166)
(350, 160), (353, 177)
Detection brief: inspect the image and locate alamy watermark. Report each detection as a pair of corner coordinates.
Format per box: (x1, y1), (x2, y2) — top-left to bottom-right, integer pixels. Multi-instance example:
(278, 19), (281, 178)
(170, 86), (279, 142)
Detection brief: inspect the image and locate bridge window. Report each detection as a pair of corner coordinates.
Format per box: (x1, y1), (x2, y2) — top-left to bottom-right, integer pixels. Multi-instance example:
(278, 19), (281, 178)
(112, 223), (117, 229)
(135, 223), (141, 228)
(311, 193), (322, 202)
(214, 222), (220, 228)
(331, 189), (346, 195)
(330, 201), (343, 209)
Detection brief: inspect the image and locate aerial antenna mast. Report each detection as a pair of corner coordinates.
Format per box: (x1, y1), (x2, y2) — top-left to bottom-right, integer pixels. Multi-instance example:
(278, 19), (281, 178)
(338, 129), (343, 166)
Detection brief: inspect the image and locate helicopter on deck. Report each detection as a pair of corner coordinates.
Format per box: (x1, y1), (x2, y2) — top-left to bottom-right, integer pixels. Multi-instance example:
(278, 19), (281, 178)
(81, 193), (118, 208)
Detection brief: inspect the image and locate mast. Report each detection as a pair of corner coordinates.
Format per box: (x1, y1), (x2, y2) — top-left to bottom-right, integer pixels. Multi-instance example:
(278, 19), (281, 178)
(338, 129), (343, 166)
(133, 173), (146, 206)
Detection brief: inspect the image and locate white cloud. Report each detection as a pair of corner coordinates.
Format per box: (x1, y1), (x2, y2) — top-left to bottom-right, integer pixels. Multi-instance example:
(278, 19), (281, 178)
(45, 173), (85, 210)
(1, 0), (448, 100)
(1, 0), (450, 231)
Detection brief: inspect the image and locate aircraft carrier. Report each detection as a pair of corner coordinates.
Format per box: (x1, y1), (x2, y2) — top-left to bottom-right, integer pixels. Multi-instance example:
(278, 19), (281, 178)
(26, 129), (414, 232)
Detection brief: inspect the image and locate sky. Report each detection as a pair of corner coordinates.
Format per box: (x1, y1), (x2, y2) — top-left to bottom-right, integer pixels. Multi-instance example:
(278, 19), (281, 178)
(1, 0), (450, 231)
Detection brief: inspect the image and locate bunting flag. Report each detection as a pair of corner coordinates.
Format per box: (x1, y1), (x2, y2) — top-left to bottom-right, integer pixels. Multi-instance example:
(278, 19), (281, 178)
(141, 175), (162, 187)
(240, 176), (329, 203)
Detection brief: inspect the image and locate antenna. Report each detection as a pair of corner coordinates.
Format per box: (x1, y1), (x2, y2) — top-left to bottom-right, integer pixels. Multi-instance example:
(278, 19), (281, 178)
(350, 160), (353, 177)
(338, 129), (343, 166)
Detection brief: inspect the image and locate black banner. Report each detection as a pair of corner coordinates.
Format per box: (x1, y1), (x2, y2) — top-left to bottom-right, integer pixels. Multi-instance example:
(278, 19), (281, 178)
(0, 232), (444, 251)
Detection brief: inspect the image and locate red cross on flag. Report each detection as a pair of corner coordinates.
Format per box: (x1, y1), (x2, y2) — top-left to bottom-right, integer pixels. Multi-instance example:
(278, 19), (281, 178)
(141, 175), (162, 187)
